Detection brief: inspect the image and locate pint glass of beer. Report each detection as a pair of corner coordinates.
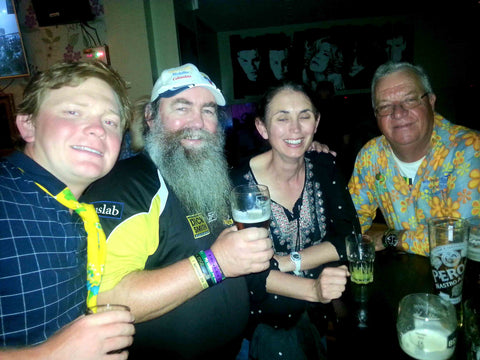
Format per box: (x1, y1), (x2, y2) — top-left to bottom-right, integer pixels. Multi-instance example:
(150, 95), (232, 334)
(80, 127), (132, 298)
(428, 217), (469, 305)
(464, 217), (480, 302)
(230, 184), (271, 229)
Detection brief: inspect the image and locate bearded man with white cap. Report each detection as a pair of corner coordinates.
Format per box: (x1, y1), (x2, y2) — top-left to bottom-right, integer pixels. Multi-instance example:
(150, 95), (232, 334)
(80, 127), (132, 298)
(81, 64), (273, 359)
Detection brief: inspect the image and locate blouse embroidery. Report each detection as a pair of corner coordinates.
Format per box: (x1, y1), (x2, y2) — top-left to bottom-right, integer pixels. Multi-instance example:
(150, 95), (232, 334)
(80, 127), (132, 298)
(243, 157), (327, 278)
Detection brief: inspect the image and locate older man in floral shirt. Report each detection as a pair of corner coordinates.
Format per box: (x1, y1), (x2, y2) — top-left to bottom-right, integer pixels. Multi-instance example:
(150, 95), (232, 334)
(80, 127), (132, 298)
(349, 62), (480, 256)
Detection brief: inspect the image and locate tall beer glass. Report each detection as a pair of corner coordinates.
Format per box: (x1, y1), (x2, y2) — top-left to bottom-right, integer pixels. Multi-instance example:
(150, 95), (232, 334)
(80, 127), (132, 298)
(464, 217), (480, 302)
(428, 217), (469, 306)
(230, 184), (271, 229)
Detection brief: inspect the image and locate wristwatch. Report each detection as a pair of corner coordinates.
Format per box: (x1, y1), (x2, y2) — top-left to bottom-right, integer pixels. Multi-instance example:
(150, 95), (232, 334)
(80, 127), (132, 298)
(290, 251), (302, 275)
(382, 229), (400, 249)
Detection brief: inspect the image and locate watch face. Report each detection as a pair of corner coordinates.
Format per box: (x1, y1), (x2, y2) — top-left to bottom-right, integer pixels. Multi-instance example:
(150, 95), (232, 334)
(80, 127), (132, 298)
(384, 234), (398, 247)
(291, 253), (301, 261)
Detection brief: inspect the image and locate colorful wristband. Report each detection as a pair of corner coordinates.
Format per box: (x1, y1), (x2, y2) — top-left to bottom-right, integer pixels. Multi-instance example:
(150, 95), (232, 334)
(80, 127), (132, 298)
(198, 251), (217, 284)
(189, 255), (209, 289)
(195, 252), (215, 287)
(204, 249), (225, 283)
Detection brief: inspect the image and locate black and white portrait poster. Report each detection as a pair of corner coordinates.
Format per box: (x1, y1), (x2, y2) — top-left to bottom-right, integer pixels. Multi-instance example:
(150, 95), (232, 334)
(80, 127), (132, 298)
(230, 33), (292, 98)
(291, 23), (413, 93)
(230, 23), (413, 98)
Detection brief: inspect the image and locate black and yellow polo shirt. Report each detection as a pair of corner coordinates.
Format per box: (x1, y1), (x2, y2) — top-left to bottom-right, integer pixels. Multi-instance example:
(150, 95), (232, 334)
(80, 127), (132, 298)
(81, 153), (249, 358)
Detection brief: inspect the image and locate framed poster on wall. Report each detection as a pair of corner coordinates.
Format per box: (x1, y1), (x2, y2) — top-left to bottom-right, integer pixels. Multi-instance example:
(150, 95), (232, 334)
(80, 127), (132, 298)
(291, 23), (413, 93)
(0, 0), (30, 80)
(230, 33), (291, 99)
(230, 22), (413, 99)
(0, 92), (16, 156)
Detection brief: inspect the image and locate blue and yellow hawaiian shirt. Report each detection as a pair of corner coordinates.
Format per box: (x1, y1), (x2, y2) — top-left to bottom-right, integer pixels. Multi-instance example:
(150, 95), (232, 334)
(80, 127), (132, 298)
(349, 115), (480, 256)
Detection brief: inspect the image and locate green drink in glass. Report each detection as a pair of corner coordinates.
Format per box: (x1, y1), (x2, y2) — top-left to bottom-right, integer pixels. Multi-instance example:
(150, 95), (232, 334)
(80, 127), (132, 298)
(346, 234), (375, 284)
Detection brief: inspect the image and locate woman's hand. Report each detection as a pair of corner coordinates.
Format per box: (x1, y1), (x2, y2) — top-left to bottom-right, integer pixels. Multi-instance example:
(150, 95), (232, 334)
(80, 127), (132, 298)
(313, 265), (349, 303)
(308, 141), (337, 157)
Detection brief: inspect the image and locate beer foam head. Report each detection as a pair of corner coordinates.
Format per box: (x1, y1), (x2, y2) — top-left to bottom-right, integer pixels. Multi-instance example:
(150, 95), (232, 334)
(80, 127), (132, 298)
(232, 208), (271, 223)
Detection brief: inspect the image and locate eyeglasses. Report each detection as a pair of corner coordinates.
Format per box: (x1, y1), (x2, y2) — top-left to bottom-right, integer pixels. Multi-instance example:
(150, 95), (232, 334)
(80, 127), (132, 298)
(375, 93), (429, 117)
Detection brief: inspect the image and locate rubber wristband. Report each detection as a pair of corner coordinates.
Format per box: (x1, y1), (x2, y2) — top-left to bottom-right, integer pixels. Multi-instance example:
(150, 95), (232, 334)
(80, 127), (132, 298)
(204, 249), (225, 283)
(198, 251), (217, 284)
(189, 256), (209, 289)
(195, 253), (215, 287)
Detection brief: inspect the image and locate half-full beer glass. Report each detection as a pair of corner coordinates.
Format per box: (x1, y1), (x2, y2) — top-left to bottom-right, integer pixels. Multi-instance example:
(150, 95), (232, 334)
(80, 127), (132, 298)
(230, 184), (271, 229)
(428, 217), (469, 305)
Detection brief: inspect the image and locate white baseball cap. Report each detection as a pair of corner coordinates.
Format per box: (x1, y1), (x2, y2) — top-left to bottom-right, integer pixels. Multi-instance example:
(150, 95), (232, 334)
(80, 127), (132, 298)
(150, 63), (226, 106)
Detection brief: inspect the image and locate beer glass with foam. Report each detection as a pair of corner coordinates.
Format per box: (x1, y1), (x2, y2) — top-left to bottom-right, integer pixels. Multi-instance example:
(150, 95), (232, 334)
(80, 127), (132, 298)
(230, 184), (271, 230)
(397, 293), (457, 360)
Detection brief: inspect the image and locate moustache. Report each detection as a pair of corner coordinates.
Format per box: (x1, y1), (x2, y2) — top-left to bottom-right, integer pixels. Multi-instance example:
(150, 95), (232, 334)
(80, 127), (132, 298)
(167, 128), (221, 150)
(178, 129), (212, 141)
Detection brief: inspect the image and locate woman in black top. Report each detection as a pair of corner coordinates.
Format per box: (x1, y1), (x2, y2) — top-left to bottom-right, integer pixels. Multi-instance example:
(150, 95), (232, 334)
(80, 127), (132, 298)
(231, 82), (360, 360)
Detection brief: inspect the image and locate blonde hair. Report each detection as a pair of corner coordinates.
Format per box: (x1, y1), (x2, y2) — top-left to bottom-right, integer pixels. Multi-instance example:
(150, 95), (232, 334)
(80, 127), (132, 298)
(17, 61), (132, 129)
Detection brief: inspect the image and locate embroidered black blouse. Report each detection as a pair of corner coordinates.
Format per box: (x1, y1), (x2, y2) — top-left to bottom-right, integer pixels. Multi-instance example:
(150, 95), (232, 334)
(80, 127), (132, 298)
(230, 151), (361, 330)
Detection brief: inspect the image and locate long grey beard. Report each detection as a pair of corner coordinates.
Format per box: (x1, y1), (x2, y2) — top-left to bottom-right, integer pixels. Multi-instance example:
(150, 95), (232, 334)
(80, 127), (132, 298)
(145, 123), (232, 222)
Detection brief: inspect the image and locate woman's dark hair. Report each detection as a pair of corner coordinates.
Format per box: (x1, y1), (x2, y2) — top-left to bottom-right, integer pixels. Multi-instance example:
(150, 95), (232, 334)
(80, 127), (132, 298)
(256, 81), (318, 123)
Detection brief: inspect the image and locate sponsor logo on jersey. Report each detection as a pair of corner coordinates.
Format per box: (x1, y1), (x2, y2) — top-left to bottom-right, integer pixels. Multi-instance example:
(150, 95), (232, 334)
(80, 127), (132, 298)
(91, 201), (124, 219)
(187, 213), (210, 239)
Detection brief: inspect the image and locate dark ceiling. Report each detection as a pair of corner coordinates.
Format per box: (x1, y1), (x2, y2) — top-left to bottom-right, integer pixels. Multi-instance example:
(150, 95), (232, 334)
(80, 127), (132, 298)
(175, 0), (478, 32)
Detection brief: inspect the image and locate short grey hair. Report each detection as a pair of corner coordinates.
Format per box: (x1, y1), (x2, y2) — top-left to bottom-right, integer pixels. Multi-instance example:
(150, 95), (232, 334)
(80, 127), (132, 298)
(371, 62), (434, 108)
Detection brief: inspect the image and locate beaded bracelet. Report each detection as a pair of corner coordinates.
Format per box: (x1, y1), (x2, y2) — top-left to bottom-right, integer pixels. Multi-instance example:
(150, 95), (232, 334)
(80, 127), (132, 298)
(189, 255), (209, 289)
(204, 249), (226, 283)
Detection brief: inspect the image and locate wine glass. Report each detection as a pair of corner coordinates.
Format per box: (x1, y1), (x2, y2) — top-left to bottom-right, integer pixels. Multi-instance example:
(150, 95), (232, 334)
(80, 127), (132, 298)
(230, 184), (271, 229)
(397, 293), (457, 360)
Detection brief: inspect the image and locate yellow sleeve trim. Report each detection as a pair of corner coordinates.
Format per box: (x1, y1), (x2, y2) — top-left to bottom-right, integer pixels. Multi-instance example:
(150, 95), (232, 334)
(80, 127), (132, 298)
(99, 194), (161, 292)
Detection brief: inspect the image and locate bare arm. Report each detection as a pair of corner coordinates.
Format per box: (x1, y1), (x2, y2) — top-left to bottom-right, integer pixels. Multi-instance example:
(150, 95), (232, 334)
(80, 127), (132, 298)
(98, 258), (202, 323)
(365, 222), (388, 251)
(99, 226), (273, 323)
(266, 266), (349, 303)
(274, 241), (339, 273)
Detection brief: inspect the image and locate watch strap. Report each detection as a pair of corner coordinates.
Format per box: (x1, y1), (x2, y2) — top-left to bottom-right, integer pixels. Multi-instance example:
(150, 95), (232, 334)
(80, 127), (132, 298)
(290, 251), (302, 275)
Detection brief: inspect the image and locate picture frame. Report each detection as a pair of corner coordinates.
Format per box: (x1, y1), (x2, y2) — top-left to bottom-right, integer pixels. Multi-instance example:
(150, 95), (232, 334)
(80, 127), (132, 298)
(0, 0), (30, 80)
(0, 92), (17, 156)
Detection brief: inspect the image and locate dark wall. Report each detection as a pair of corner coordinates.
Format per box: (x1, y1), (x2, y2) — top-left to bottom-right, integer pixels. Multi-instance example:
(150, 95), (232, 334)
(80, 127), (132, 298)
(175, 4), (479, 177)
(413, 11), (478, 128)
